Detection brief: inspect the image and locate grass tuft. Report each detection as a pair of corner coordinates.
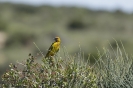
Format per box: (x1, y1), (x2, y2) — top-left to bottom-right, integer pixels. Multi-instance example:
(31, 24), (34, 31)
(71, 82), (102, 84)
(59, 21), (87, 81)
(95, 41), (133, 88)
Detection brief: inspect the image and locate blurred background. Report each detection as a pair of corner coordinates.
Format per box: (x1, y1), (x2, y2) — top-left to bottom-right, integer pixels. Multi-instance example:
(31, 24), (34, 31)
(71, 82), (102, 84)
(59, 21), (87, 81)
(1, 0), (133, 83)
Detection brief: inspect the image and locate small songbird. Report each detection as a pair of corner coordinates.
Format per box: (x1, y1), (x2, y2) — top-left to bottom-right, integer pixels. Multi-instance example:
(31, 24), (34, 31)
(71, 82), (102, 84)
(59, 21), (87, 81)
(45, 37), (61, 58)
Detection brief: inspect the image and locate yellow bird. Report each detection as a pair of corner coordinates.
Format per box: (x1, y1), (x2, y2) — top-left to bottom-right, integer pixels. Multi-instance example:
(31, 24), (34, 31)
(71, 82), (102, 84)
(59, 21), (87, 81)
(45, 37), (61, 58)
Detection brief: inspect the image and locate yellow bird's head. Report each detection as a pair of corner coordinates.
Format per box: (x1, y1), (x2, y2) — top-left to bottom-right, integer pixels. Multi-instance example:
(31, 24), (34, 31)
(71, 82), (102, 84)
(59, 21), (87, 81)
(54, 37), (61, 42)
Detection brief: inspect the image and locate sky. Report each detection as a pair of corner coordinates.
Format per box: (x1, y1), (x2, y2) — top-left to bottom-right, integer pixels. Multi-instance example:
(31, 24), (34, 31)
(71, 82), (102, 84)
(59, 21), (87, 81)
(0, 0), (133, 13)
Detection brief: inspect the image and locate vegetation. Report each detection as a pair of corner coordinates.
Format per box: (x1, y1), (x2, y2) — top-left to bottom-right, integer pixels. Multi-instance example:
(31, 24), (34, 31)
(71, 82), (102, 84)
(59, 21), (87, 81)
(96, 41), (133, 88)
(2, 41), (133, 88)
(1, 3), (133, 87)
(2, 53), (97, 88)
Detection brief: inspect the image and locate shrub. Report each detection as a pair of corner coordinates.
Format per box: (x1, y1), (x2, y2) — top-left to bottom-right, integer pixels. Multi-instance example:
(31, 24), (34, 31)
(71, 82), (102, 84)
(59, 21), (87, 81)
(95, 41), (133, 88)
(2, 53), (97, 88)
(14, 4), (37, 14)
(5, 32), (35, 48)
(67, 19), (86, 30)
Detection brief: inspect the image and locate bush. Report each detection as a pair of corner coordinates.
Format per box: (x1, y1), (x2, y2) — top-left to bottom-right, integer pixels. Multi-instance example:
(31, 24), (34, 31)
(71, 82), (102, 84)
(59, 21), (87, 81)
(95, 41), (133, 88)
(2, 53), (97, 88)
(14, 4), (37, 14)
(5, 32), (35, 48)
(67, 19), (86, 30)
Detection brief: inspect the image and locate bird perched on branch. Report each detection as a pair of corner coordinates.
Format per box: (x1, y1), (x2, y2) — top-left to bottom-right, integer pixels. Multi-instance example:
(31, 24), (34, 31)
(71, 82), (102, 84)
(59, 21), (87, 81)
(45, 37), (61, 58)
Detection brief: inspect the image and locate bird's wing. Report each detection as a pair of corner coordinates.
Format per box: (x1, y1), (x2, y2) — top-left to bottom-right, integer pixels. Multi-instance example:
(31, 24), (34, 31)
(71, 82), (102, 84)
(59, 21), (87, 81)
(45, 43), (54, 58)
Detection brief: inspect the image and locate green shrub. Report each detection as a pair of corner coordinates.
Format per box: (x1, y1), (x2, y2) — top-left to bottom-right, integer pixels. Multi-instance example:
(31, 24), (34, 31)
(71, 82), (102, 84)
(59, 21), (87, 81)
(67, 19), (86, 30)
(14, 4), (38, 14)
(2, 53), (97, 88)
(95, 41), (133, 88)
(5, 32), (35, 48)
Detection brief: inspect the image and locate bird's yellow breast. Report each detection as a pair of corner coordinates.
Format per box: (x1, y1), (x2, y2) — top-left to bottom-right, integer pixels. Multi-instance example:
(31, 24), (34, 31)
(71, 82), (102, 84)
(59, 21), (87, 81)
(48, 42), (60, 56)
(52, 42), (60, 52)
